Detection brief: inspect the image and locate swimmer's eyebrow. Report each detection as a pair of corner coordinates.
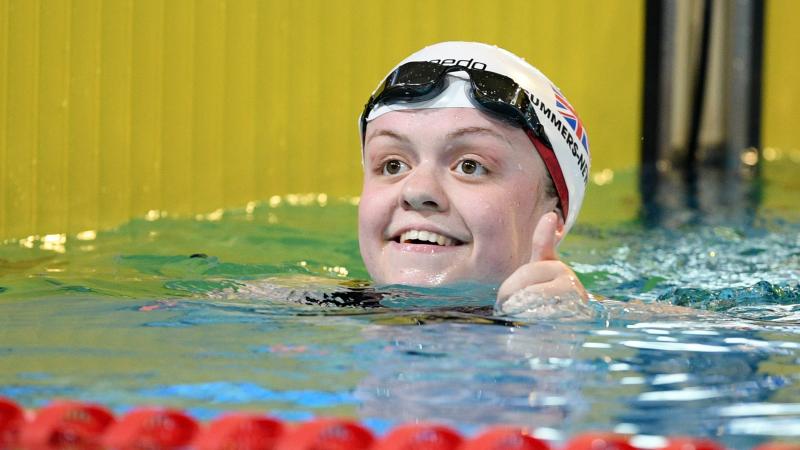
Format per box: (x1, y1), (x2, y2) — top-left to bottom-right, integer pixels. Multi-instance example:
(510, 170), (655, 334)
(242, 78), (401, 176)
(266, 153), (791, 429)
(366, 126), (510, 146)
(365, 129), (411, 146)
(445, 126), (511, 146)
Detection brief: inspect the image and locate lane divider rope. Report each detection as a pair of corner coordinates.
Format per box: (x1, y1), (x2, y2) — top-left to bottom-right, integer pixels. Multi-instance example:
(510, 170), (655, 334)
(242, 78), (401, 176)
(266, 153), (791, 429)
(1, 397), (797, 450)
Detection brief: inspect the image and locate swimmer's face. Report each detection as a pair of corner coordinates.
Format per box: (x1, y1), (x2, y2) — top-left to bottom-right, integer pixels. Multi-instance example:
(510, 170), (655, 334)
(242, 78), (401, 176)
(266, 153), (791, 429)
(358, 108), (558, 286)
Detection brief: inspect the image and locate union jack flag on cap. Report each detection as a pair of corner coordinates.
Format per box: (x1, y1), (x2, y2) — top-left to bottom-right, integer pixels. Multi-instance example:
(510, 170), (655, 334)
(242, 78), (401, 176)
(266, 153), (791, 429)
(552, 85), (590, 154)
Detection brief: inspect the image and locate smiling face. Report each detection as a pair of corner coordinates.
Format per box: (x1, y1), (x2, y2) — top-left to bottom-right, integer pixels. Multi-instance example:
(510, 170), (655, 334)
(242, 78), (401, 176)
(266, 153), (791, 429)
(358, 107), (559, 286)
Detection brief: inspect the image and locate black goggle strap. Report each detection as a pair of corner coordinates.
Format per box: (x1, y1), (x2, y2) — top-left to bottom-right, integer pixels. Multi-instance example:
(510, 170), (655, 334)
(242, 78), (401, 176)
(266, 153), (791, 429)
(469, 79), (552, 149)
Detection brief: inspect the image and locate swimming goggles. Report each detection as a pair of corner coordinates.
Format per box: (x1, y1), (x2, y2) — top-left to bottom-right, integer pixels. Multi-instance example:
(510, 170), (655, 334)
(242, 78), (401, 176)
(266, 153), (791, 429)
(360, 61), (553, 149)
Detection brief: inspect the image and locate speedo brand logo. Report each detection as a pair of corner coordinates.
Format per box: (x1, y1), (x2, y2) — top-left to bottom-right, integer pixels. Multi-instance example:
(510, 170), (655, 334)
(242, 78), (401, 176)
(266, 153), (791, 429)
(530, 93), (589, 183)
(428, 58), (487, 71)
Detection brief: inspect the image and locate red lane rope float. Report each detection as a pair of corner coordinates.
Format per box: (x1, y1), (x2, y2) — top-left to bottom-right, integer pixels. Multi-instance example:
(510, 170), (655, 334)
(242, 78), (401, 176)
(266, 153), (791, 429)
(102, 407), (199, 450)
(0, 397), (25, 448)
(461, 427), (550, 450)
(663, 437), (727, 450)
(373, 423), (464, 450)
(19, 401), (115, 450)
(275, 418), (375, 450)
(2, 397), (799, 450)
(753, 444), (800, 450)
(562, 433), (638, 450)
(194, 414), (285, 450)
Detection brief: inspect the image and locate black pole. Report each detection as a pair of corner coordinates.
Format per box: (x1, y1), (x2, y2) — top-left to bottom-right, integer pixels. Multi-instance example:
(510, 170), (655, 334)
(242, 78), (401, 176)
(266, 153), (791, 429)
(746, 0), (765, 221)
(684, 0), (713, 217)
(640, 0), (665, 226)
(748, 0), (765, 153)
(685, 0), (713, 163)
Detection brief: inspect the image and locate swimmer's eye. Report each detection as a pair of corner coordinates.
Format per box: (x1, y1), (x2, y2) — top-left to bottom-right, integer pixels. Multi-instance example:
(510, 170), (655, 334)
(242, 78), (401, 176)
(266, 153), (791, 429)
(382, 159), (410, 176)
(454, 159), (487, 176)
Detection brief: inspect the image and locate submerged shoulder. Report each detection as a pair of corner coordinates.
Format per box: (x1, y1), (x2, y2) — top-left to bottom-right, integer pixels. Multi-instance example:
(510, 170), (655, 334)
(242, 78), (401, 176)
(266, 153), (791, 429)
(207, 275), (383, 307)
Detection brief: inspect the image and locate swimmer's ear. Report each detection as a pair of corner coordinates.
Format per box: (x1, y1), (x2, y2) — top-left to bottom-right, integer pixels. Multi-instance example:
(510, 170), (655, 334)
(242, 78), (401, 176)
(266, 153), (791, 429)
(554, 211), (566, 246)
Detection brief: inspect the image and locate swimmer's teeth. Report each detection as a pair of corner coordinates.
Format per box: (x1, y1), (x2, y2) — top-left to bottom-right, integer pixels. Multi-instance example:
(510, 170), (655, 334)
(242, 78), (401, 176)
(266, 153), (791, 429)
(399, 230), (455, 246)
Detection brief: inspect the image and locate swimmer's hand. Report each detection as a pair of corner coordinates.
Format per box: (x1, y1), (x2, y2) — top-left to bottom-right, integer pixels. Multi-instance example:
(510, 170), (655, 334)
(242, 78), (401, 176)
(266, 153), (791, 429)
(495, 212), (591, 319)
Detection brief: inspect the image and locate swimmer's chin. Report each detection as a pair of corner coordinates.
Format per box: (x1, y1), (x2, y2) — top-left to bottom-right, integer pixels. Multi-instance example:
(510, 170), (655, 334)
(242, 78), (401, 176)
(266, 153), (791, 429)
(370, 268), (501, 289)
(370, 270), (447, 287)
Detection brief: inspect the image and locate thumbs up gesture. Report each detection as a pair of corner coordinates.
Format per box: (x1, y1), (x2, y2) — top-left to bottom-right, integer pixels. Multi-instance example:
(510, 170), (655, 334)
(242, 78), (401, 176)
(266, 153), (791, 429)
(495, 212), (592, 319)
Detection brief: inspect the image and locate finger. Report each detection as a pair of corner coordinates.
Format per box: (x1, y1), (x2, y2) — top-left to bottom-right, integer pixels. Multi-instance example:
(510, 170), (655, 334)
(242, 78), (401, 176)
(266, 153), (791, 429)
(496, 260), (565, 302)
(530, 212), (560, 262)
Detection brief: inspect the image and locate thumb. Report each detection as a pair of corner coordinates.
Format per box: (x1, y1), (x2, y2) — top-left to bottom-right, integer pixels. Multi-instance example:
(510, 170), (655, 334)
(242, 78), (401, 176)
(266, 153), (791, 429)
(530, 212), (561, 262)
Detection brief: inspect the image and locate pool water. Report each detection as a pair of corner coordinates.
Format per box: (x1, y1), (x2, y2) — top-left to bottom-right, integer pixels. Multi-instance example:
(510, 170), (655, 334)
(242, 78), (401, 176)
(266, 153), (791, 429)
(1, 170), (799, 449)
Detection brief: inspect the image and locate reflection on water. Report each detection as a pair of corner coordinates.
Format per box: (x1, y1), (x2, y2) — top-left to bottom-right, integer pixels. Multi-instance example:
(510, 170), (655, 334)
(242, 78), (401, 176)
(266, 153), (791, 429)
(1, 177), (799, 449)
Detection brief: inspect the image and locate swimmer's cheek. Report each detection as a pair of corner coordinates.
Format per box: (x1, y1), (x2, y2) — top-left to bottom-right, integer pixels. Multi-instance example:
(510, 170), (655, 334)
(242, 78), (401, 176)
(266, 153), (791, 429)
(495, 260), (590, 318)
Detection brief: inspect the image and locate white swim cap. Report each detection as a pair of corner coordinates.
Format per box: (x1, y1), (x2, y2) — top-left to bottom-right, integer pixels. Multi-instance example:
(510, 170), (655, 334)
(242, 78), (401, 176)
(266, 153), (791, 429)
(360, 41), (591, 234)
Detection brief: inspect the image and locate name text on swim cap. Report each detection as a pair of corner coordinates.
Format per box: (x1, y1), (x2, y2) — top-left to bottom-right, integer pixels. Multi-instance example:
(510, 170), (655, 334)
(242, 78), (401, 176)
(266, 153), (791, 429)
(531, 95), (589, 182)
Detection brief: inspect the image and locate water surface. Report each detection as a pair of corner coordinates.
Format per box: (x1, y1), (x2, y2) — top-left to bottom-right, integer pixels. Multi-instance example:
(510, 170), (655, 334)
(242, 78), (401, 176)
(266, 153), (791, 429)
(1, 170), (799, 449)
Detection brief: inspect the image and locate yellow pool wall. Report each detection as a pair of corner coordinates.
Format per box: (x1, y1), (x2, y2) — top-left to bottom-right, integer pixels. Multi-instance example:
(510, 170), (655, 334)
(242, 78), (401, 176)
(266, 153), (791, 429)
(0, 0), (797, 240)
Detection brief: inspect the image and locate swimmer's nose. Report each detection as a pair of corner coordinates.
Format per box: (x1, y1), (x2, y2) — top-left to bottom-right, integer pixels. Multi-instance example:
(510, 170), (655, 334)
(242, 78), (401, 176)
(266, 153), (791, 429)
(399, 166), (448, 212)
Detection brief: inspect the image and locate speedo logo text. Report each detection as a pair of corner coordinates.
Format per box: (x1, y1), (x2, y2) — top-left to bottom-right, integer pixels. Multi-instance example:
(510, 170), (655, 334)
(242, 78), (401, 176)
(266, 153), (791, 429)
(428, 58), (487, 70)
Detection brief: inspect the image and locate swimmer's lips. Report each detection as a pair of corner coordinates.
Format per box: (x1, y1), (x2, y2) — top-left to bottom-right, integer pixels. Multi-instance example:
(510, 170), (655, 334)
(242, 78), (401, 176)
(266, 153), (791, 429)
(388, 228), (466, 248)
